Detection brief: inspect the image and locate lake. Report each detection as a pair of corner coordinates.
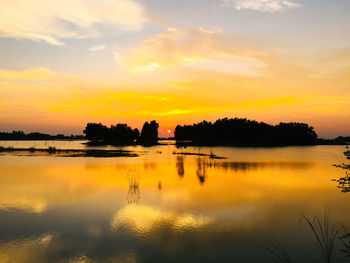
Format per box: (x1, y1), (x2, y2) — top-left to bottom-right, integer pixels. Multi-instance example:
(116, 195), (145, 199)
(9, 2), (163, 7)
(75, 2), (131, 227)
(0, 140), (349, 262)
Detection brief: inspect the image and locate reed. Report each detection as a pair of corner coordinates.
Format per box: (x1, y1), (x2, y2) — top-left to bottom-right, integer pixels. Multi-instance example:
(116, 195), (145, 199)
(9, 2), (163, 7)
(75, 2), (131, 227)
(299, 209), (339, 263)
(267, 210), (341, 263)
(266, 241), (293, 263)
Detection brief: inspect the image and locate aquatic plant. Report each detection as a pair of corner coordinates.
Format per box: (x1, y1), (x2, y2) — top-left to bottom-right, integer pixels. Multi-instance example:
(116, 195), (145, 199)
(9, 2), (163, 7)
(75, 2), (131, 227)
(266, 241), (293, 263)
(48, 146), (57, 154)
(209, 150), (215, 159)
(267, 210), (341, 263)
(0, 146), (14, 151)
(299, 210), (339, 263)
(345, 150), (350, 160)
(332, 148), (350, 192)
(172, 151), (226, 159)
(29, 147), (36, 152)
(126, 169), (140, 204)
(332, 172), (350, 193)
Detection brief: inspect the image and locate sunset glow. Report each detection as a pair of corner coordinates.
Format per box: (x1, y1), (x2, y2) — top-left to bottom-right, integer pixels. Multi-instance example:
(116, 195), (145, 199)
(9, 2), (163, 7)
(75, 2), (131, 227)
(1, 2), (350, 261)
(0, 0), (350, 137)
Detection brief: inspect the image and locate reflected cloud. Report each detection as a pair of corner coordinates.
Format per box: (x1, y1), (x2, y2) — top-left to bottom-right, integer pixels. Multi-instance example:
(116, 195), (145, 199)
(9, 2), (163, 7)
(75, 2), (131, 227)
(111, 204), (211, 232)
(0, 233), (54, 262)
(0, 146), (347, 262)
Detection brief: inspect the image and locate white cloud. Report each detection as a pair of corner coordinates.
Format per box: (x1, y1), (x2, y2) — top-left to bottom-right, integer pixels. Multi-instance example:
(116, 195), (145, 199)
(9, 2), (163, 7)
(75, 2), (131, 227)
(133, 62), (160, 72)
(223, 0), (301, 12)
(89, 44), (106, 52)
(114, 27), (267, 76)
(0, 0), (147, 45)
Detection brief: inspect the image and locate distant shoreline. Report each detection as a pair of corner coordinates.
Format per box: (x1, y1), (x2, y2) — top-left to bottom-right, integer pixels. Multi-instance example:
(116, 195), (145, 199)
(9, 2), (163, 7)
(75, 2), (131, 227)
(0, 138), (348, 147)
(0, 146), (140, 158)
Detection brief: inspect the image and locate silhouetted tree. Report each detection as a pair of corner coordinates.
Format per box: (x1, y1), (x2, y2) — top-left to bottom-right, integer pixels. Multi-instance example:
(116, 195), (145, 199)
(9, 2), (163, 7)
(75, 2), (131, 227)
(109, 124), (139, 144)
(83, 123), (109, 143)
(83, 122), (139, 145)
(140, 120), (159, 144)
(175, 117), (318, 146)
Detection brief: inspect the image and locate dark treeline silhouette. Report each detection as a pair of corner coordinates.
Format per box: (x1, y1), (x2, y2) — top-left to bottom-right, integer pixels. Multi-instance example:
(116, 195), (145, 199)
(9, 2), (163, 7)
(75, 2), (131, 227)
(175, 117), (318, 146)
(0, 131), (84, 140)
(83, 120), (159, 145)
(83, 123), (139, 144)
(318, 136), (350, 145)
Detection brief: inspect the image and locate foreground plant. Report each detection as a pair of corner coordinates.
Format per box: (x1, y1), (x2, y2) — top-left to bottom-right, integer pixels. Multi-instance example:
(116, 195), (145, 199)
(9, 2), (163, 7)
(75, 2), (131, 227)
(267, 210), (341, 263)
(299, 210), (339, 263)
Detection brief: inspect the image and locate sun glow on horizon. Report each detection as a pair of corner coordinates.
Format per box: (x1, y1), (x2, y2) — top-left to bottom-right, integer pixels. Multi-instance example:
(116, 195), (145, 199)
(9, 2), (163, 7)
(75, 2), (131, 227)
(0, 1), (350, 137)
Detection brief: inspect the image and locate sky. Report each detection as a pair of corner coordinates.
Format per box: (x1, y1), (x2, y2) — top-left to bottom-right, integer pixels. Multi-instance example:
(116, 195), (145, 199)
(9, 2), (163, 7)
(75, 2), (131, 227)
(0, 0), (350, 138)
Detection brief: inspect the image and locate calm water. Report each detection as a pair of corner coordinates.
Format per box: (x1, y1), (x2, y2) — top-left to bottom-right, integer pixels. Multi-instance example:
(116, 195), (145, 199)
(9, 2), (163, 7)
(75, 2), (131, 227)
(0, 141), (349, 262)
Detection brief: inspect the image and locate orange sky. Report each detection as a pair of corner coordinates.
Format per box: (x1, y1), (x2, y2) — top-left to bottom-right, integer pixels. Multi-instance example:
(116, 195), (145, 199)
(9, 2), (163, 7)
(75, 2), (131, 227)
(0, 0), (350, 138)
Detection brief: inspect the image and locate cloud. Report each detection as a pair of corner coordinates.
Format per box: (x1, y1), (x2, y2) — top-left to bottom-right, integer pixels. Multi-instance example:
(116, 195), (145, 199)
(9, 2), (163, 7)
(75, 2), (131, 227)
(142, 109), (196, 116)
(114, 27), (267, 76)
(0, 0), (147, 45)
(223, 0), (301, 12)
(133, 62), (160, 72)
(0, 67), (62, 91)
(111, 204), (211, 232)
(89, 44), (106, 52)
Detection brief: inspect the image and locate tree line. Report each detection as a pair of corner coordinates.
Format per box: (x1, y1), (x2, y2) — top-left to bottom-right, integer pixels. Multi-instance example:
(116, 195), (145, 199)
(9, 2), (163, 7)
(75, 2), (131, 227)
(5, 117), (348, 146)
(0, 131), (84, 140)
(174, 117), (318, 146)
(83, 120), (159, 145)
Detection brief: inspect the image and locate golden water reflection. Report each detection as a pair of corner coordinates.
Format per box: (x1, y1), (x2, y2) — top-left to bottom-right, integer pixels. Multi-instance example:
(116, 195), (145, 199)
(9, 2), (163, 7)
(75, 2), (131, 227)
(0, 145), (349, 262)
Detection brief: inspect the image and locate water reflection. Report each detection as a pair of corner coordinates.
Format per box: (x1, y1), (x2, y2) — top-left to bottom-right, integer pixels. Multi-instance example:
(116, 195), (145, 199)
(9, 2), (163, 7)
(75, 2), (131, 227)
(127, 169), (140, 204)
(111, 204), (211, 233)
(0, 145), (349, 262)
(212, 161), (314, 172)
(176, 156), (185, 178)
(196, 157), (207, 185)
(143, 162), (156, 171)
